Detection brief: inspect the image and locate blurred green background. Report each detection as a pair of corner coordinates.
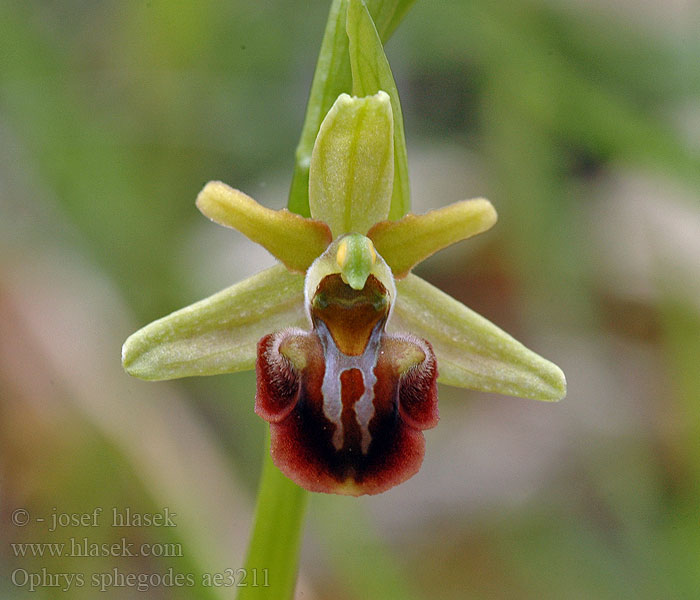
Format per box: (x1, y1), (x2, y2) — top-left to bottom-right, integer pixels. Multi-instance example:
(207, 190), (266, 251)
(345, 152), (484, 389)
(2, 1), (699, 598)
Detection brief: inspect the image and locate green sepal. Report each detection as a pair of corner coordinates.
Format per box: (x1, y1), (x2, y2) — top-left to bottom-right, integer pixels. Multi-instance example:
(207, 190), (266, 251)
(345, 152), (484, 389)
(391, 274), (567, 401)
(368, 198), (497, 278)
(196, 181), (332, 272)
(309, 92), (394, 237)
(347, 0), (410, 219)
(122, 265), (307, 380)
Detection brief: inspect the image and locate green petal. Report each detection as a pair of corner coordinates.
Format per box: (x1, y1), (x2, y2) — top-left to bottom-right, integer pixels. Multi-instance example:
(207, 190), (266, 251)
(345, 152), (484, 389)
(347, 0), (410, 220)
(309, 91), (394, 237)
(196, 181), (332, 272)
(368, 198), (497, 278)
(122, 265), (307, 380)
(391, 275), (566, 401)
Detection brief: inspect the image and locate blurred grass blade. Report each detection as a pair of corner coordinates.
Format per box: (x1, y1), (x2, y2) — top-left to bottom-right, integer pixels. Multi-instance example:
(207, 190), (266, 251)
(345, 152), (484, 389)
(347, 0), (410, 219)
(659, 298), (700, 479)
(311, 494), (425, 600)
(288, 0), (416, 216)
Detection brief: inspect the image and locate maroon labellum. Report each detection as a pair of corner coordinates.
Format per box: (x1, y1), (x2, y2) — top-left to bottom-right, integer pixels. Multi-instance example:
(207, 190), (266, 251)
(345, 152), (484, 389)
(256, 271), (438, 496)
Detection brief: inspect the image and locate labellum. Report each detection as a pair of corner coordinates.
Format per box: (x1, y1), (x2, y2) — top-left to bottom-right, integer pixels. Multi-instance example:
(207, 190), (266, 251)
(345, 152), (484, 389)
(255, 235), (438, 495)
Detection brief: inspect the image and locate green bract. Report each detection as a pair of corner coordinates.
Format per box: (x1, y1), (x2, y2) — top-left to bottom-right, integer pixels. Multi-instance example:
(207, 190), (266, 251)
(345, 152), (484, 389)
(122, 92), (566, 403)
(287, 0), (416, 218)
(347, 0), (410, 220)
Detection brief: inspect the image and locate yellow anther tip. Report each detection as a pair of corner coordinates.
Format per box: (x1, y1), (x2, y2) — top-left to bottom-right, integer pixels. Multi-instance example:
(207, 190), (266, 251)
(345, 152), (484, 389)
(336, 239), (348, 268)
(368, 241), (377, 265)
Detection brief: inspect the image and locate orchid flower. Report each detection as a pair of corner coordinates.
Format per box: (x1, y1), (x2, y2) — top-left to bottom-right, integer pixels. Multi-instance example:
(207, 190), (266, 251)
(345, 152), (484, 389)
(122, 89), (566, 496)
(122, 0), (565, 501)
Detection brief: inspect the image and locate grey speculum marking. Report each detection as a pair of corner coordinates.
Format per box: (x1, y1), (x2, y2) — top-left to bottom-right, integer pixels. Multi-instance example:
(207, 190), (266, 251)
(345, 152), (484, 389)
(315, 319), (382, 454)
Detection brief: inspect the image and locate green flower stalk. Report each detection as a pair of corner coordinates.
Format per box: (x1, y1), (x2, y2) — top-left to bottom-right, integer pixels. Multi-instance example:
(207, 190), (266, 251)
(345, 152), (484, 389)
(121, 0), (565, 594)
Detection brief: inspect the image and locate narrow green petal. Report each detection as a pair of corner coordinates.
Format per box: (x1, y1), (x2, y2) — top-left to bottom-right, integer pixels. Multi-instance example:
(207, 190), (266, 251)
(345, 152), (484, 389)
(392, 275), (566, 401)
(347, 0), (410, 219)
(196, 181), (332, 272)
(368, 198), (497, 278)
(309, 92), (394, 237)
(122, 265), (307, 381)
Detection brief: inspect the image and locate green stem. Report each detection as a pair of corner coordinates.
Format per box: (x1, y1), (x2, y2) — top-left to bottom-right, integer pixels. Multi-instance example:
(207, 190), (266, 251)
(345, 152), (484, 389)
(237, 430), (309, 600)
